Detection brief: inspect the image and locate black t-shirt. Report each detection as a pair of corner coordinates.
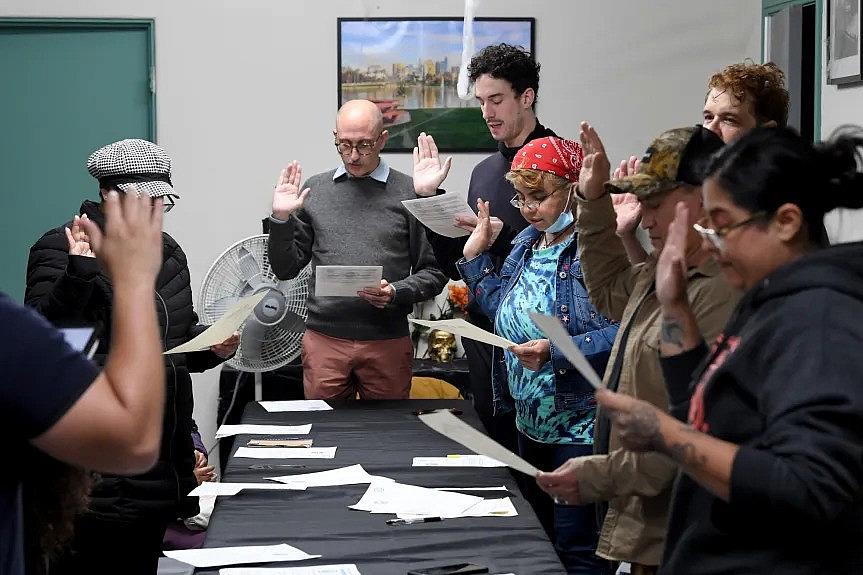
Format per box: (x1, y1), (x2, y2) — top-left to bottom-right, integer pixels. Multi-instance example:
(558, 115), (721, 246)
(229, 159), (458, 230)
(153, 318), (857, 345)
(0, 293), (98, 575)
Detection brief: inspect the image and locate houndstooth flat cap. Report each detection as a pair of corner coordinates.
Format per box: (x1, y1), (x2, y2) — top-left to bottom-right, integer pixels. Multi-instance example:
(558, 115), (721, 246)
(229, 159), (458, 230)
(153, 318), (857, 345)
(86, 139), (178, 198)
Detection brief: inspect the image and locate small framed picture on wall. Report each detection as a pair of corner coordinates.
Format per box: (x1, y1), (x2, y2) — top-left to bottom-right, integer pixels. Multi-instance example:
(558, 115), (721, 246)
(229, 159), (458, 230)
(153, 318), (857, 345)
(828, 0), (862, 84)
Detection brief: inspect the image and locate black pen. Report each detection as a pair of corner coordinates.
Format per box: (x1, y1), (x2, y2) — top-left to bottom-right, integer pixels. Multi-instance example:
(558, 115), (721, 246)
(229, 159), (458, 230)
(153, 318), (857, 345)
(386, 516), (443, 525)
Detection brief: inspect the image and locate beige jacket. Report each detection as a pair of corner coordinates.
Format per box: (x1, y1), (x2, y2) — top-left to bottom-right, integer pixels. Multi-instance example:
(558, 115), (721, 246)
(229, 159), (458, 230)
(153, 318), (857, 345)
(574, 194), (738, 566)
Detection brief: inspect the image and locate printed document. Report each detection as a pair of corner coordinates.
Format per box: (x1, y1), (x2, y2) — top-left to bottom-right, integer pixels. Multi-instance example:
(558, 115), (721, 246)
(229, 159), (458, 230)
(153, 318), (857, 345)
(165, 292), (266, 354)
(215, 424), (312, 439)
(259, 400), (332, 412)
(315, 266), (383, 297)
(234, 447), (337, 459)
(164, 543), (320, 568)
(401, 193), (474, 238)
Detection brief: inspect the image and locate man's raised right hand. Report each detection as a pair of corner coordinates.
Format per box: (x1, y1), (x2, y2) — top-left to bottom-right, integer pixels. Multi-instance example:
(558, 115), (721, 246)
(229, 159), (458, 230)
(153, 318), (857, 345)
(272, 160), (310, 220)
(413, 132), (452, 197)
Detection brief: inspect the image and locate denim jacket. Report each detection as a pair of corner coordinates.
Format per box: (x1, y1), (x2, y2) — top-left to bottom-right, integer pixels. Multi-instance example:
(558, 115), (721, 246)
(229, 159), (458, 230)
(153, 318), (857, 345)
(457, 225), (618, 417)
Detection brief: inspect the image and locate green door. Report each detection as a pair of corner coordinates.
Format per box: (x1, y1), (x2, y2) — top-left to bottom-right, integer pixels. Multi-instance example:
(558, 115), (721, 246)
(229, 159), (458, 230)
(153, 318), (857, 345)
(0, 19), (155, 301)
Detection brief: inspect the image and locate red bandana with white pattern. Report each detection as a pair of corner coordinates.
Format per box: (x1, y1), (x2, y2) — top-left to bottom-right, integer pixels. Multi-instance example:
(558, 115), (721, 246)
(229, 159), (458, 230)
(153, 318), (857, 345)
(511, 136), (584, 182)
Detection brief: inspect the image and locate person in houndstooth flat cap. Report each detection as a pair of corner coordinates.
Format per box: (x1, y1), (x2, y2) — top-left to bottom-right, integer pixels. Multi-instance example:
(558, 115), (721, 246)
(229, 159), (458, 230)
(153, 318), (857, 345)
(24, 138), (237, 574)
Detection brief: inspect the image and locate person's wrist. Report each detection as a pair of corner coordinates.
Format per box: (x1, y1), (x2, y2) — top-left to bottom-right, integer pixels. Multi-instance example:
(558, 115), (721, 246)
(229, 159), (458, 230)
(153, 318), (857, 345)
(271, 209), (293, 221)
(414, 185), (437, 197)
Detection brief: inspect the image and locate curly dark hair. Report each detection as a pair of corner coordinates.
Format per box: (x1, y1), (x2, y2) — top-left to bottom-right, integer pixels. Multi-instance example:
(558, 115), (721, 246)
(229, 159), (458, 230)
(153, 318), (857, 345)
(706, 61), (789, 127)
(23, 449), (92, 573)
(468, 43), (540, 108)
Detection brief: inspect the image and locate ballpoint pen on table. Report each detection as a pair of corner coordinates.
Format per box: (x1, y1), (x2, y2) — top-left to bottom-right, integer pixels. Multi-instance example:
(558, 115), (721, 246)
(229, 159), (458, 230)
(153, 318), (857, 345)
(247, 464), (308, 470)
(386, 517), (443, 525)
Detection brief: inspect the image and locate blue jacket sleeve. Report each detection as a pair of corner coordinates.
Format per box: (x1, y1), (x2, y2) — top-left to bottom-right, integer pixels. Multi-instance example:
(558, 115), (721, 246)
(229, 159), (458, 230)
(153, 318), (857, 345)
(456, 252), (511, 323)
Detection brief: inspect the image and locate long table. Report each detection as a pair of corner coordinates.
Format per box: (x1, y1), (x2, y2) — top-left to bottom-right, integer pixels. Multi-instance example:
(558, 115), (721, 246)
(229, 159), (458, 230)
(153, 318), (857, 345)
(198, 399), (565, 574)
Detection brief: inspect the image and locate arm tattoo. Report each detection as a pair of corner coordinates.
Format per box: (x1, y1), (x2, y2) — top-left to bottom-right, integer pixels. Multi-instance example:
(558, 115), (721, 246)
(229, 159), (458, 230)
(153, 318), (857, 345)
(661, 427), (709, 470)
(661, 318), (685, 350)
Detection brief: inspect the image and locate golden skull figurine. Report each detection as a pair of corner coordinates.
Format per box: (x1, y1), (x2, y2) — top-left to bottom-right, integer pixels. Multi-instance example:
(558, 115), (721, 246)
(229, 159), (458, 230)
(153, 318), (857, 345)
(428, 329), (457, 363)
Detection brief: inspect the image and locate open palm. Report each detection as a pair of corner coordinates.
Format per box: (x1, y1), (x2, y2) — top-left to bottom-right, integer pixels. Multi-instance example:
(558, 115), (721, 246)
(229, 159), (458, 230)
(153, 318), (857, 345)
(612, 193), (642, 235)
(656, 202), (691, 307)
(272, 160), (310, 219)
(578, 122), (611, 200)
(463, 199), (493, 260)
(65, 214), (95, 257)
(413, 132), (452, 197)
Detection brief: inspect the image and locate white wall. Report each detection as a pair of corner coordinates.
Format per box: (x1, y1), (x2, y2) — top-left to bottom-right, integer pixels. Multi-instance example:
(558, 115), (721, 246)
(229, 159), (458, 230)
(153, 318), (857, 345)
(820, 10), (863, 243)
(0, 0), (761, 466)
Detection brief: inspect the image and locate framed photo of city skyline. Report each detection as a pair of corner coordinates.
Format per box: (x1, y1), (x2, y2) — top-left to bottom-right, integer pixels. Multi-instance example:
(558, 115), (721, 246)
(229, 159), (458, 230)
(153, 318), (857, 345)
(337, 17), (535, 152)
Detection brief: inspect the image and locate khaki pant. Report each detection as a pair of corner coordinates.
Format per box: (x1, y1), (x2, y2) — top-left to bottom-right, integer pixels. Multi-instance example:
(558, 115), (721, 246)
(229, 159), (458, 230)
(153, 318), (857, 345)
(301, 328), (412, 400)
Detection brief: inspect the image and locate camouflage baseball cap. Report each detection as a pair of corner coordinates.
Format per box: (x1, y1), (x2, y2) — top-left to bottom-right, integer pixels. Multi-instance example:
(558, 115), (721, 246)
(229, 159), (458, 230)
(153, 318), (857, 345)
(605, 126), (724, 199)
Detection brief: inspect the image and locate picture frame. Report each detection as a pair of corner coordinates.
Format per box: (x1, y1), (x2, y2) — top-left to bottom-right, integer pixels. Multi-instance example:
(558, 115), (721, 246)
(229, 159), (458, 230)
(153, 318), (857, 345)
(827, 0), (862, 84)
(337, 17), (535, 152)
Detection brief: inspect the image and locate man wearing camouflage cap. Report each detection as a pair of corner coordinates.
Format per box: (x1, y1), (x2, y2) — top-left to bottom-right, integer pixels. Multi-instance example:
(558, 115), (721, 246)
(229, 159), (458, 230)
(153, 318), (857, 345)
(535, 124), (738, 574)
(25, 139), (237, 574)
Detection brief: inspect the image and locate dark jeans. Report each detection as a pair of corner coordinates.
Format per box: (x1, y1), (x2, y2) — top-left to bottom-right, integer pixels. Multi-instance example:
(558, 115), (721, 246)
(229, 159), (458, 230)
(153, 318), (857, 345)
(50, 515), (166, 575)
(518, 432), (610, 575)
(462, 337), (518, 453)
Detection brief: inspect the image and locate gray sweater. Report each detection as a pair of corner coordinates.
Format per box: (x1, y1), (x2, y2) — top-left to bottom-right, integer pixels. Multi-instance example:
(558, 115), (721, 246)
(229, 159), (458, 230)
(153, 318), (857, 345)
(268, 167), (447, 340)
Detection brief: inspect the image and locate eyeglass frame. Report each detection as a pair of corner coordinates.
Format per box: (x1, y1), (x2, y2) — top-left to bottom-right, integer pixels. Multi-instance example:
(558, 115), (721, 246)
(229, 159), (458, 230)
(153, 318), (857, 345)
(333, 131), (384, 157)
(693, 211), (768, 250)
(509, 187), (563, 211)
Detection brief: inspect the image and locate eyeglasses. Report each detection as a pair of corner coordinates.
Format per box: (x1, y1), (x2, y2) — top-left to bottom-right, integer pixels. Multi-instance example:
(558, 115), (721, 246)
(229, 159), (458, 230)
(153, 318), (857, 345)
(693, 211), (767, 250)
(334, 132), (383, 156)
(510, 188), (560, 211)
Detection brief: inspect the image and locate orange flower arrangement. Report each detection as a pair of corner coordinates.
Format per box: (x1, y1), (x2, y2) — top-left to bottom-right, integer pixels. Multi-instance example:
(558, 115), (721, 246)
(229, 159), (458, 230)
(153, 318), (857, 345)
(447, 283), (469, 314)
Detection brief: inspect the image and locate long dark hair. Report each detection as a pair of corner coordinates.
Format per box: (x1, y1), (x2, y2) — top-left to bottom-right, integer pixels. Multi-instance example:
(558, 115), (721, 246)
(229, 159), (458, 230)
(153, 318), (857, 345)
(704, 126), (863, 246)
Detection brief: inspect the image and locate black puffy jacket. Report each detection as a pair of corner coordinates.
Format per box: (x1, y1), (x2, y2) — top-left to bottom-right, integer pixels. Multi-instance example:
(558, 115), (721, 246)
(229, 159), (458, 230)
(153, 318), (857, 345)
(24, 200), (223, 523)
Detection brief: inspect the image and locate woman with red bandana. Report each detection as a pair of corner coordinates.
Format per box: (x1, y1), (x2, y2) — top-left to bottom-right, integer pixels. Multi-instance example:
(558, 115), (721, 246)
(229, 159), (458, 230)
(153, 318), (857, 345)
(457, 136), (618, 574)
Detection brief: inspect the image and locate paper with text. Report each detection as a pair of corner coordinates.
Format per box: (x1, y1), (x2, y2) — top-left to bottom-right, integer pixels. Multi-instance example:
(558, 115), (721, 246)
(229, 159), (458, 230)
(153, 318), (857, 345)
(413, 455), (506, 468)
(350, 480), (482, 518)
(401, 193), (474, 238)
(398, 496), (518, 520)
(234, 447), (337, 459)
(418, 410), (539, 475)
(163, 543), (319, 568)
(530, 312), (603, 389)
(409, 318), (515, 349)
(259, 400), (332, 412)
(215, 424), (312, 439)
(315, 266), (383, 297)
(165, 292), (266, 354)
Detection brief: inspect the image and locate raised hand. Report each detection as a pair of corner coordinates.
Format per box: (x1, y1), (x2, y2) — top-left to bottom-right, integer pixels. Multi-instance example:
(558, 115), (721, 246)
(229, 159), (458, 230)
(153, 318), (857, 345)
(578, 121), (612, 201)
(413, 132), (453, 197)
(462, 199), (493, 261)
(454, 213), (504, 244)
(65, 214), (95, 257)
(612, 193), (642, 236)
(656, 202), (691, 308)
(79, 189), (163, 286)
(272, 161), (311, 220)
(613, 155), (641, 180)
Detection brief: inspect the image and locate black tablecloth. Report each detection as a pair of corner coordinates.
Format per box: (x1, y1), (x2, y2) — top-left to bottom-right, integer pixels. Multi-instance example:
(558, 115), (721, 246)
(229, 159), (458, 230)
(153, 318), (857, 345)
(198, 399), (565, 574)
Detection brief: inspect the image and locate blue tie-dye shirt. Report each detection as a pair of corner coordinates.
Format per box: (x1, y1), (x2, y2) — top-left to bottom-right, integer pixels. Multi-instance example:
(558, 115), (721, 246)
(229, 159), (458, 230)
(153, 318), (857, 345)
(495, 237), (595, 444)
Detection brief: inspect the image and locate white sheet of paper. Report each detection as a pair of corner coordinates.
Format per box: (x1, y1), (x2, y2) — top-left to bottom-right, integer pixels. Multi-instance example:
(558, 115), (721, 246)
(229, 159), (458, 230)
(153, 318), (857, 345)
(314, 266), (383, 297)
(164, 544), (319, 568)
(398, 497), (518, 519)
(412, 455), (506, 468)
(234, 447), (337, 459)
(259, 400), (333, 412)
(529, 312), (603, 389)
(350, 480), (482, 518)
(409, 318), (515, 349)
(188, 482), (306, 497)
(433, 486), (508, 492)
(215, 424), (312, 439)
(165, 292), (266, 354)
(417, 410), (539, 476)
(265, 464), (390, 488)
(401, 194), (474, 238)
(220, 565), (361, 575)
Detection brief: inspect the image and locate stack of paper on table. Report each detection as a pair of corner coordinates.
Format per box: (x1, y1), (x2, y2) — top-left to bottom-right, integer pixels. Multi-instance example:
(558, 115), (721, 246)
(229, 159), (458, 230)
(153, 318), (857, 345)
(215, 424), (312, 439)
(234, 447), (337, 459)
(265, 464), (391, 487)
(397, 497), (518, 520)
(351, 480), (517, 520)
(259, 400), (333, 412)
(412, 455), (506, 468)
(163, 543), (319, 568)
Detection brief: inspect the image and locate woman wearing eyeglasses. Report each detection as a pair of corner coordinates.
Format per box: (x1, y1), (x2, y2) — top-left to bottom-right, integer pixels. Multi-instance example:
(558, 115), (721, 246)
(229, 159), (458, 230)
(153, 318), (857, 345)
(457, 136), (618, 573)
(593, 126), (863, 573)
